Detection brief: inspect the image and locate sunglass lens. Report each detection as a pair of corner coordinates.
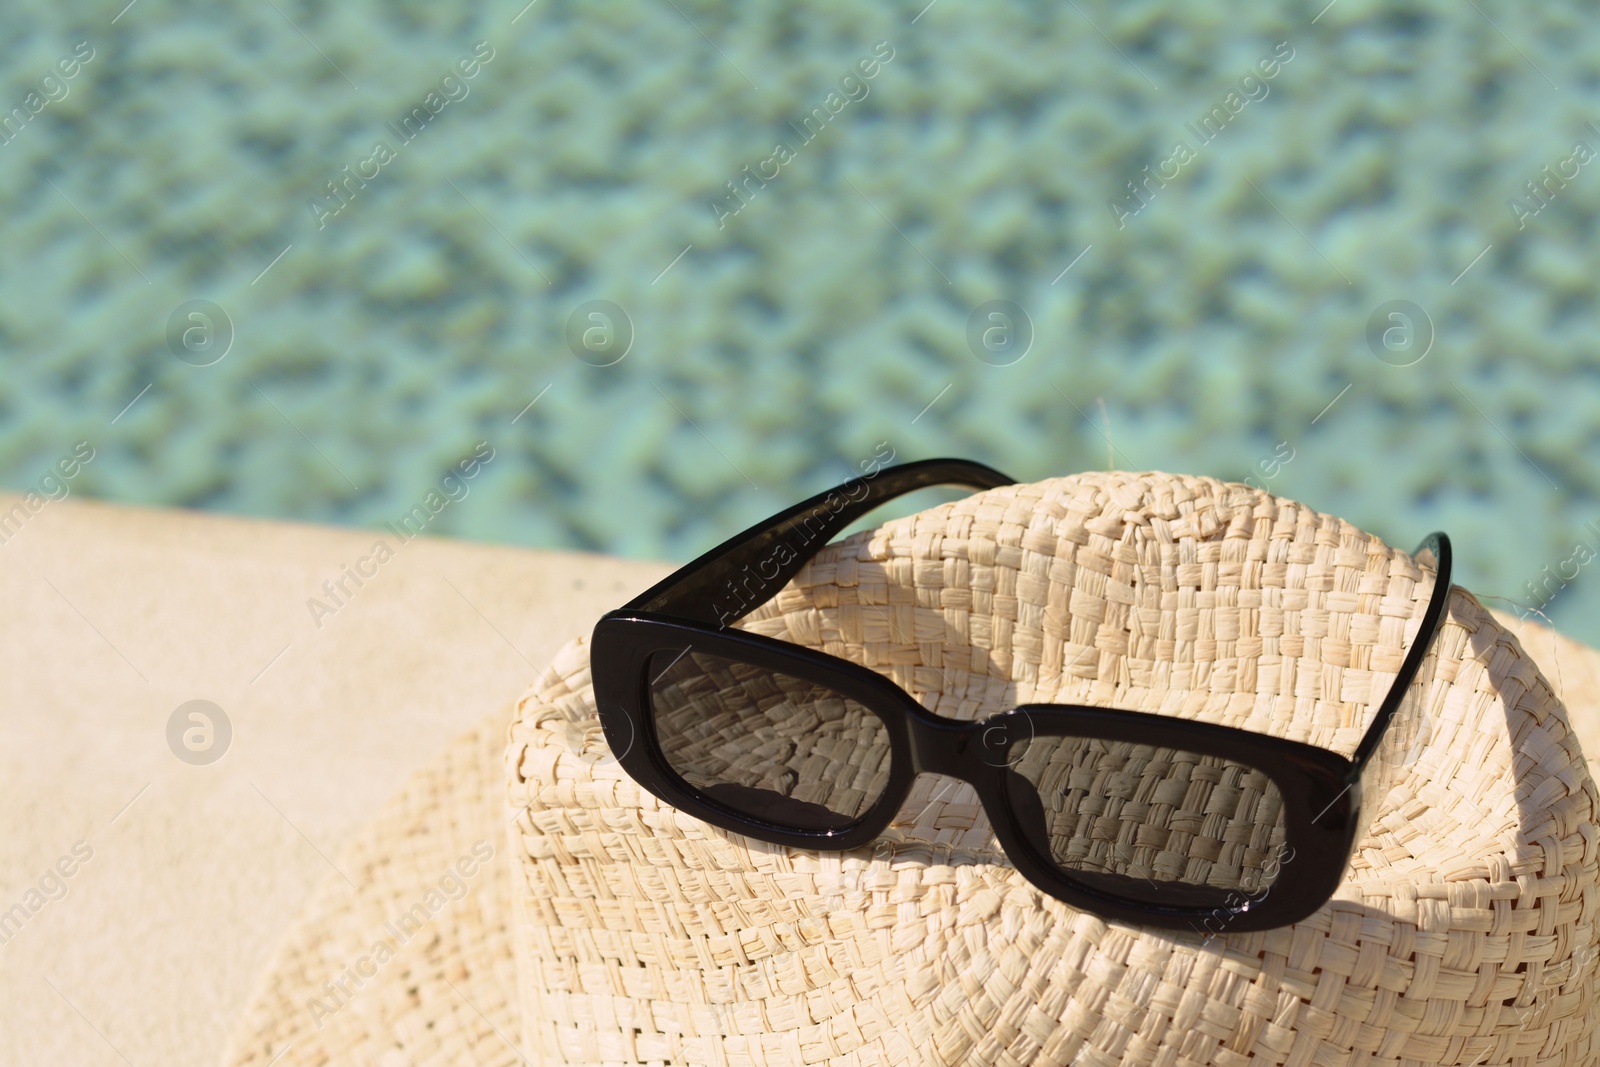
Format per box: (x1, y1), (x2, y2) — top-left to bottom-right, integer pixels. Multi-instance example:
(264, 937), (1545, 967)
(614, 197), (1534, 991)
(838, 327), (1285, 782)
(1006, 736), (1291, 911)
(647, 648), (893, 833)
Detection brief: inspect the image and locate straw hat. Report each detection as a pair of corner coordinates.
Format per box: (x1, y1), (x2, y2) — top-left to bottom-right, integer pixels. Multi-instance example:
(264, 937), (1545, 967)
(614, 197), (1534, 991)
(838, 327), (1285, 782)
(220, 469), (1600, 1067)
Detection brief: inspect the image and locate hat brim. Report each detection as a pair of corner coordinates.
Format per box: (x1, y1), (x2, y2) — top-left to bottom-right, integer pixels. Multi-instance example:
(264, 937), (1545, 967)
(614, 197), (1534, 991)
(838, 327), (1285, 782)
(220, 704), (522, 1067)
(220, 607), (1600, 1067)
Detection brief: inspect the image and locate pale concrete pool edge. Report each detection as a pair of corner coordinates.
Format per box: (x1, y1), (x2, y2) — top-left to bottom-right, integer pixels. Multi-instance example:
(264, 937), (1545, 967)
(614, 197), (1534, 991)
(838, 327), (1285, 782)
(1, 494), (1596, 1067)
(0, 492), (673, 1067)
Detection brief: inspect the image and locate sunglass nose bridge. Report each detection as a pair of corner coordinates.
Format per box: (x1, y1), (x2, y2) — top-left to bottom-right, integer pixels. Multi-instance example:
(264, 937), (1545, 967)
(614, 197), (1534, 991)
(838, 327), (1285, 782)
(906, 714), (988, 780)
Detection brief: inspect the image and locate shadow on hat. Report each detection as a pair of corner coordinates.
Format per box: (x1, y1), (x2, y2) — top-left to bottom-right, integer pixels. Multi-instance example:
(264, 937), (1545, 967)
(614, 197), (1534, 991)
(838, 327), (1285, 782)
(219, 470), (1600, 1067)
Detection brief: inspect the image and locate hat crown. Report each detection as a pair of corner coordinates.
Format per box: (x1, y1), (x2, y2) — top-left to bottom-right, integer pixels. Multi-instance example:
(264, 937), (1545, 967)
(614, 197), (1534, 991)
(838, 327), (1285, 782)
(510, 470), (1600, 1066)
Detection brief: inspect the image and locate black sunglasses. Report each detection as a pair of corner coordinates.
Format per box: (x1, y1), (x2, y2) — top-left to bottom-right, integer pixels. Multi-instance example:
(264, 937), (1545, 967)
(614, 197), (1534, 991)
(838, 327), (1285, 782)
(591, 459), (1452, 933)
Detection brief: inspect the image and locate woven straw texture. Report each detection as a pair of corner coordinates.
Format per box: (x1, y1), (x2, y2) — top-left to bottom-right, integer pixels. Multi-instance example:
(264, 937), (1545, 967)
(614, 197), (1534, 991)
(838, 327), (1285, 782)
(506, 471), (1600, 1066)
(218, 469), (1600, 1067)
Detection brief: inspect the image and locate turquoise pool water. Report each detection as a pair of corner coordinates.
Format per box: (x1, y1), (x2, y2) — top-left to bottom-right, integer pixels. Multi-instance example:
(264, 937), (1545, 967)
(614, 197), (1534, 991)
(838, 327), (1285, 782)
(3, 1), (1599, 643)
